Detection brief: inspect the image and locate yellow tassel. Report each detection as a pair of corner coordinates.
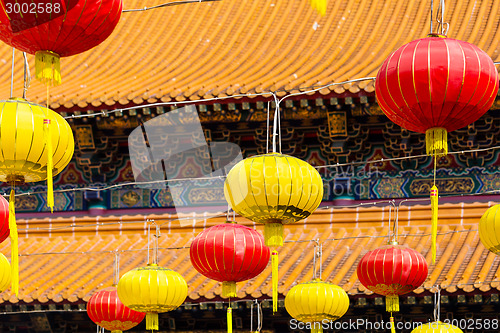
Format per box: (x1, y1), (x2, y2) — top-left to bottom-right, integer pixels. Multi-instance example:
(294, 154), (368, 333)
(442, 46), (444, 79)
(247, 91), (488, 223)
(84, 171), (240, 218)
(309, 0), (327, 15)
(431, 185), (438, 264)
(390, 316), (396, 333)
(386, 295), (399, 312)
(264, 223), (284, 247)
(111, 331), (123, 333)
(222, 281), (237, 298)
(146, 312), (159, 330)
(272, 250), (278, 313)
(227, 306), (232, 333)
(8, 189), (18, 297)
(44, 119), (54, 213)
(425, 127), (447, 156)
(311, 322), (323, 333)
(35, 51), (61, 86)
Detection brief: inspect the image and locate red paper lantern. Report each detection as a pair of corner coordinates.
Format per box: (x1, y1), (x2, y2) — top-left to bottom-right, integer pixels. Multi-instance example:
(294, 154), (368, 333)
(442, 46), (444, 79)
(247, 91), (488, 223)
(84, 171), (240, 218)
(356, 244), (428, 312)
(0, 196), (8, 244)
(0, 0), (122, 85)
(376, 36), (498, 157)
(87, 286), (145, 333)
(190, 222), (270, 298)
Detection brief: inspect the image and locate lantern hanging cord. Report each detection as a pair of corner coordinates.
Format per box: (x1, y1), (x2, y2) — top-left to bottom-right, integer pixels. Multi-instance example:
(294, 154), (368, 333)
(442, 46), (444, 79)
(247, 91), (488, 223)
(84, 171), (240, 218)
(266, 101), (270, 153)
(430, 0), (433, 34)
(122, 0), (220, 12)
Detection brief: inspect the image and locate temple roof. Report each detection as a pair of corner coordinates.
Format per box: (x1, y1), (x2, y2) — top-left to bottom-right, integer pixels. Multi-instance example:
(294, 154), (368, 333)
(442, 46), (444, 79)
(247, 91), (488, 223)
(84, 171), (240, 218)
(0, 0), (499, 111)
(1, 201), (498, 305)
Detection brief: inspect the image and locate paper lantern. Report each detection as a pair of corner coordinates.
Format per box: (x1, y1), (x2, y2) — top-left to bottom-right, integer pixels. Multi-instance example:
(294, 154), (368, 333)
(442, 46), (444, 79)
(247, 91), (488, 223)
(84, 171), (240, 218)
(87, 286), (145, 333)
(478, 204), (500, 254)
(285, 279), (349, 333)
(0, 98), (74, 295)
(0, 0), (122, 85)
(375, 36), (498, 264)
(224, 152), (323, 312)
(0, 196), (9, 244)
(224, 153), (323, 247)
(357, 244), (428, 313)
(411, 321), (463, 333)
(190, 221), (270, 297)
(376, 36), (498, 157)
(117, 264), (188, 331)
(0, 253), (11, 293)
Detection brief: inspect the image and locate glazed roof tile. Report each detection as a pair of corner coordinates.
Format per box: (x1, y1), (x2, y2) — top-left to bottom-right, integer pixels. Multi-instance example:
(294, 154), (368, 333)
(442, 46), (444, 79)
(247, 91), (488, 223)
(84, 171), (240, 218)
(0, 201), (498, 304)
(0, 0), (499, 110)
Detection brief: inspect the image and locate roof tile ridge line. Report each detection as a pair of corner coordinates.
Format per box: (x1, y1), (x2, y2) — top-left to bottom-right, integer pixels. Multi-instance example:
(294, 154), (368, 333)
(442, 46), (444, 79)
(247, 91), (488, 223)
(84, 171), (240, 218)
(285, 0), (370, 90)
(236, 0), (318, 91)
(223, 0), (313, 94)
(332, 0), (418, 87)
(324, 0), (410, 86)
(466, 0), (490, 49)
(198, 0), (295, 95)
(165, 0), (266, 97)
(53, 2), (190, 106)
(156, 2), (232, 97)
(87, 1), (205, 101)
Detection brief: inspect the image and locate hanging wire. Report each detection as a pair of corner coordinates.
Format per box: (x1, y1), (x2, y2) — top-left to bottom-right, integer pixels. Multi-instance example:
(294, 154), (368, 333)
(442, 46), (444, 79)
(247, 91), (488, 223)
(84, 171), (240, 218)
(430, 0), (434, 34)
(113, 251), (120, 285)
(146, 221), (152, 264)
(387, 201), (394, 243)
(154, 223), (161, 265)
(433, 285), (441, 322)
(266, 101), (270, 153)
(122, 0), (220, 12)
(10, 48), (15, 98)
(22, 52), (31, 100)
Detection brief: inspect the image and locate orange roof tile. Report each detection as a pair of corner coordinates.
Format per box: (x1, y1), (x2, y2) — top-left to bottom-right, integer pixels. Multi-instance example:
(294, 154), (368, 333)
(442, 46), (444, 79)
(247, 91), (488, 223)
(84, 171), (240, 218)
(0, 201), (498, 304)
(0, 0), (499, 110)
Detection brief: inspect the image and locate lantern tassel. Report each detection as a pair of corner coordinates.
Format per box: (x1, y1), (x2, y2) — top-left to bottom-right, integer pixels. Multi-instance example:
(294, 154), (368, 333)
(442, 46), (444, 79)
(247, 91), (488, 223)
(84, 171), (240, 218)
(309, 0), (327, 15)
(386, 295), (399, 312)
(227, 306), (232, 333)
(146, 312), (159, 331)
(431, 185), (438, 264)
(44, 119), (54, 213)
(265, 223), (284, 247)
(35, 51), (61, 86)
(111, 331), (123, 333)
(222, 281), (237, 298)
(272, 250), (278, 313)
(425, 127), (447, 156)
(9, 189), (18, 296)
(311, 322), (323, 333)
(390, 316), (396, 333)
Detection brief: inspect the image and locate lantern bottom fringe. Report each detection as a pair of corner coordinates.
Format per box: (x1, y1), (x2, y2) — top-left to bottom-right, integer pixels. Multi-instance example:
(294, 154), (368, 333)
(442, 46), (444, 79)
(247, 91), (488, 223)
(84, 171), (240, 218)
(222, 281), (237, 298)
(311, 322), (323, 333)
(265, 223), (284, 247)
(425, 127), (447, 156)
(9, 189), (18, 296)
(227, 306), (232, 333)
(386, 295), (399, 312)
(272, 251), (278, 313)
(111, 331), (123, 333)
(35, 51), (61, 86)
(146, 312), (159, 330)
(43, 118), (54, 213)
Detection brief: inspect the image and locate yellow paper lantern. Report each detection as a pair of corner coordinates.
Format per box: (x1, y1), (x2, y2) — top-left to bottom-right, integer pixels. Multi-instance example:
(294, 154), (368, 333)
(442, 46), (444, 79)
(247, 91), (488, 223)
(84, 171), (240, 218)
(479, 204), (500, 254)
(0, 98), (74, 296)
(117, 264), (188, 331)
(411, 321), (463, 333)
(285, 279), (349, 333)
(0, 253), (11, 293)
(224, 153), (323, 247)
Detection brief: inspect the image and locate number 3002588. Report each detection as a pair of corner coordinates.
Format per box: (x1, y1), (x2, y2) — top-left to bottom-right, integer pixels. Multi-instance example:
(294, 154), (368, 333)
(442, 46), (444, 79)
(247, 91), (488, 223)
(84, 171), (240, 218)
(5, 2), (61, 14)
